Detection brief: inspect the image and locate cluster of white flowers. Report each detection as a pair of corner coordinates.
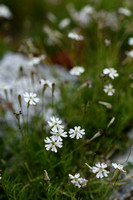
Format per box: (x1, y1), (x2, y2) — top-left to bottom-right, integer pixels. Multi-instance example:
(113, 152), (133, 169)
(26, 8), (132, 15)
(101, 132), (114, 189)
(102, 68), (118, 96)
(44, 117), (86, 152)
(44, 117), (67, 152)
(70, 66), (85, 76)
(69, 173), (88, 188)
(86, 162), (126, 179)
(23, 92), (39, 105)
(68, 32), (84, 41)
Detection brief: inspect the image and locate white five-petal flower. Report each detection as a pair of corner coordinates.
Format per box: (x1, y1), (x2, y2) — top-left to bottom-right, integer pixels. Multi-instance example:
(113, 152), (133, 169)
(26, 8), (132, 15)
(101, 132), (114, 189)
(103, 68), (119, 79)
(40, 79), (52, 88)
(104, 84), (115, 96)
(69, 173), (81, 188)
(44, 136), (62, 153)
(112, 163), (126, 173)
(69, 126), (85, 139)
(91, 162), (109, 178)
(70, 66), (85, 76)
(50, 126), (67, 141)
(79, 178), (88, 188)
(23, 92), (39, 105)
(48, 117), (62, 129)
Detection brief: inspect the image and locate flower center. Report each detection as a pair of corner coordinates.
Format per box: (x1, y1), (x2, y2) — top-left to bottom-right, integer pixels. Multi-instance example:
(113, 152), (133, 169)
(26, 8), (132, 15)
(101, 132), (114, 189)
(99, 167), (103, 171)
(51, 141), (55, 145)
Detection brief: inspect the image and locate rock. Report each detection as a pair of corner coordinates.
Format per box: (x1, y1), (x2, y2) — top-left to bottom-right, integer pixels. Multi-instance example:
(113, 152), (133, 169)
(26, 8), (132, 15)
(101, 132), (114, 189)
(0, 52), (76, 126)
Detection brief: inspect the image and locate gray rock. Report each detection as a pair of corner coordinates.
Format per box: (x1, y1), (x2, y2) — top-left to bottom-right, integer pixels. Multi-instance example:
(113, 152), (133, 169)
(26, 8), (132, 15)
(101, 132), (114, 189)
(0, 52), (76, 126)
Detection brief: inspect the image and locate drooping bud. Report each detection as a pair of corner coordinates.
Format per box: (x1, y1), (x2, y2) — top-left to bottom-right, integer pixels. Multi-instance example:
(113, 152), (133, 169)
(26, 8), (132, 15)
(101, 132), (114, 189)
(44, 170), (50, 181)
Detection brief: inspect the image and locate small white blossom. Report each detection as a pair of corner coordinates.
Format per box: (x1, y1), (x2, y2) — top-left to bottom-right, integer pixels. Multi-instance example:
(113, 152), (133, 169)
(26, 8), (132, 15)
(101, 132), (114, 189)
(23, 92), (39, 105)
(104, 84), (115, 96)
(69, 173), (81, 188)
(112, 163), (126, 173)
(69, 126), (85, 139)
(59, 18), (70, 29)
(104, 39), (111, 47)
(50, 126), (67, 141)
(70, 66), (85, 76)
(48, 117), (62, 129)
(103, 68), (119, 79)
(0, 169), (2, 181)
(79, 178), (88, 188)
(126, 50), (133, 58)
(44, 136), (62, 153)
(91, 162), (109, 178)
(118, 8), (131, 16)
(40, 79), (52, 88)
(128, 37), (133, 46)
(0, 4), (12, 19)
(28, 55), (46, 66)
(68, 32), (84, 40)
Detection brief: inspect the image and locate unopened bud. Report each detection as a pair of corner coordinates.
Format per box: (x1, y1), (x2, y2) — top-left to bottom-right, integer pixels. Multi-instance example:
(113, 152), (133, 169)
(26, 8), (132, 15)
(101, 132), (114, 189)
(44, 170), (50, 181)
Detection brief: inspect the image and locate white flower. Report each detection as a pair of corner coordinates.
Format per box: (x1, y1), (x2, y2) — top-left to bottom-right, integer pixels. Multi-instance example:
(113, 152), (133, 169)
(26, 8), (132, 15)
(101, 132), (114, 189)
(69, 126), (85, 139)
(128, 37), (133, 46)
(126, 50), (133, 58)
(48, 117), (62, 129)
(91, 162), (109, 178)
(59, 18), (70, 29)
(0, 169), (2, 180)
(23, 92), (39, 105)
(44, 136), (62, 153)
(69, 173), (81, 188)
(40, 79), (52, 88)
(70, 66), (85, 76)
(50, 126), (67, 141)
(79, 178), (88, 188)
(103, 68), (119, 79)
(0, 4), (12, 19)
(104, 84), (115, 96)
(28, 55), (46, 66)
(112, 163), (126, 173)
(68, 32), (84, 40)
(118, 8), (131, 16)
(104, 39), (111, 47)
